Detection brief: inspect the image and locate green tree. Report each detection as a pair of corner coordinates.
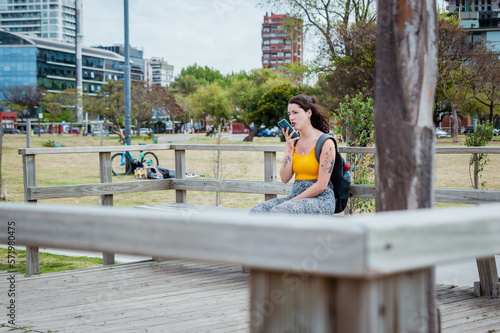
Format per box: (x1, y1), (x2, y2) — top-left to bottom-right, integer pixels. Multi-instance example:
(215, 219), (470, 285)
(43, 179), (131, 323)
(41, 88), (78, 123)
(437, 16), (490, 142)
(131, 82), (183, 135)
(465, 121), (494, 189)
(0, 85), (46, 119)
(177, 64), (230, 86)
(190, 83), (232, 127)
(84, 80), (125, 139)
(335, 92), (375, 214)
(317, 20), (376, 113)
(227, 69), (295, 141)
(472, 50), (500, 124)
(249, 82), (298, 140)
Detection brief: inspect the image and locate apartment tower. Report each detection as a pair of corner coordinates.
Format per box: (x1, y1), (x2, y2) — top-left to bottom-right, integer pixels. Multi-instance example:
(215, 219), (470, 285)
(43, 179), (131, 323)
(261, 13), (303, 71)
(0, 0), (76, 43)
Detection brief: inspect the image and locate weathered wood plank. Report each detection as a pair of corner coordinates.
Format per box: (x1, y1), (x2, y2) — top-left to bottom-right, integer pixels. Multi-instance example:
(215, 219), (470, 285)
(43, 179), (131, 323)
(171, 179), (293, 195)
(264, 151), (277, 201)
(170, 144), (284, 152)
(0, 202), (366, 276)
(137, 202), (248, 214)
(2, 202), (500, 276)
(435, 187), (500, 204)
(18, 143), (171, 155)
(0, 260), (249, 333)
(17, 143), (500, 156)
(175, 149), (186, 203)
(250, 269), (334, 332)
(435, 146), (500, 154)
(27, 179), (174, 200)
(334, 268), (436, 333)
(363, 204), (500, 273)
(99, 152), (114, 283)
(22, 154), (39, 275)
(475, 256), (499, 297)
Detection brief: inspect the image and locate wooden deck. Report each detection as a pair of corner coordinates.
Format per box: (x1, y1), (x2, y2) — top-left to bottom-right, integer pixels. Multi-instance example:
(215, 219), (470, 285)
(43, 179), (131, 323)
(1, 261), (499, 333)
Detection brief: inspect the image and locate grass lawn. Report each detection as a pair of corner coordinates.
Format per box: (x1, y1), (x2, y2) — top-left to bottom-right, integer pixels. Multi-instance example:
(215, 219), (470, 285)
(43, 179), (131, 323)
(0, 248), (103, 275)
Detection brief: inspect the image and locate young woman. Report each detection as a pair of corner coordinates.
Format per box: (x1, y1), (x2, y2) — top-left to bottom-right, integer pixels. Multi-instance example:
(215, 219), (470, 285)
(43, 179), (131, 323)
(250, 94), (336, 215)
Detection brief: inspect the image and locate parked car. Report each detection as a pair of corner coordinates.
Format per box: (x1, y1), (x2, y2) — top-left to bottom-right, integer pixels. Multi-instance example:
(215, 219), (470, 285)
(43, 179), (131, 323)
(2, 128), (21, 134)
(134, 128), (153, 135)
(463, 125), (474, 135)
(92, 128), (108, 136)
(436, 128), (447, 138)
(256, 126), (280, 137)
(33, 128), (44, 134)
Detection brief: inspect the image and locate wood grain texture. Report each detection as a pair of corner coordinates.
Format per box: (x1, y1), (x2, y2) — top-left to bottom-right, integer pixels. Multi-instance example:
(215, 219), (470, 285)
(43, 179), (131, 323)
(100, 152), (114, 265)
(0, 263), (498, 333)
(476, 257), (499, 297)
(1, 202), (500, 277)
(0, 202), (366, 276)
(334, 269), (436, 333)
(22, 154), (39, 275)
(361, 204), (500, 274)
(27, 179), (174, 200)
(264, 151), (277, 201)
(18, 144), (172, 155)
(18, 144), (500, 156)
(250, 269), (334, 333)
(175, 149), (186, 203)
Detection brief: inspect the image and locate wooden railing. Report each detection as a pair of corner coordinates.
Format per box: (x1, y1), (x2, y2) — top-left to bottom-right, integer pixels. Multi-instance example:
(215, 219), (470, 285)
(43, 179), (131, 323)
(19, 144), (500, 204)
(1, 201), (500, 332)
(17, 144), (500, 276)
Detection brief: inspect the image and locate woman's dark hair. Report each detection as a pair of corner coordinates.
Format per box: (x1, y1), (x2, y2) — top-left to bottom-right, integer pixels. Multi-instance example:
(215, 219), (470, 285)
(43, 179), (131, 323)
(288, 95), (330, 133)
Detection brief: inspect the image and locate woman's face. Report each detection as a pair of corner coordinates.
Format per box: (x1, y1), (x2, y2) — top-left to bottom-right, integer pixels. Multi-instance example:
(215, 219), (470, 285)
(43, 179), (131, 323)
(287, 103), (311, 131)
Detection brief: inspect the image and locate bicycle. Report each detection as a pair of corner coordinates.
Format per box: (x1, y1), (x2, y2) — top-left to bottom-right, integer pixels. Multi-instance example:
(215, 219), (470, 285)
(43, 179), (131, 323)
(111, 138), (159, 176)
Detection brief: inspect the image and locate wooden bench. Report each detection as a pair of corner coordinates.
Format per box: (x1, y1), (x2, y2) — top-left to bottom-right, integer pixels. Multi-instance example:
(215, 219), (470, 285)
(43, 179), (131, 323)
(2, 202), (500, 332)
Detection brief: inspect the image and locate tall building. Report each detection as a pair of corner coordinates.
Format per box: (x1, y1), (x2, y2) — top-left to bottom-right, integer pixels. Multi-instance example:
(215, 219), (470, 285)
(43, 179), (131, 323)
(0, 0), (76, 43)
(95, 44), (146, 82)
(261, 13), (303, 71)
(0, 29), (124, 93)
(148, 57), (174, 87)
(445, 0), (500, 52)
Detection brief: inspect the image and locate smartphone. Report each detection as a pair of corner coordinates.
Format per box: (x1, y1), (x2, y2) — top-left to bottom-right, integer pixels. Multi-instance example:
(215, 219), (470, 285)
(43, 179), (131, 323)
(278, 119), (299, 138)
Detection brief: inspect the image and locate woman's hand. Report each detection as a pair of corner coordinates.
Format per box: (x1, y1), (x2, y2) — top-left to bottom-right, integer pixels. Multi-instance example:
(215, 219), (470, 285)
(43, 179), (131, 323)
(280, 127), (298, 184)
(282, 127), (299, 151)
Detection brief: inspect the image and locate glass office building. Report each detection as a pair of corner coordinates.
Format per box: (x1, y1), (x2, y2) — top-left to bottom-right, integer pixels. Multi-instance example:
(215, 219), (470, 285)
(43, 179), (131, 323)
(0, 29), (124, 93)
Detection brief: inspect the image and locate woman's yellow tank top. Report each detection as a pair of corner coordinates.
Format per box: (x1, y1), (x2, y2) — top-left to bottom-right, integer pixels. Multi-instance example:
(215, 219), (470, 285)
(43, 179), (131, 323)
(293, 147), (319, 180)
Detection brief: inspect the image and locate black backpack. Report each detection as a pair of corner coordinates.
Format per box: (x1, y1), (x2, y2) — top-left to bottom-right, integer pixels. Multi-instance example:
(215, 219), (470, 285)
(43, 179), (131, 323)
(314, 134), (351, 214)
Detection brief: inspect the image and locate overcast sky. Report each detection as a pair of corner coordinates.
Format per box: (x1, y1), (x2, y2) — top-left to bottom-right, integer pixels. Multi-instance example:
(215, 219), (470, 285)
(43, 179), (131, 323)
(82, 0), (272, 77)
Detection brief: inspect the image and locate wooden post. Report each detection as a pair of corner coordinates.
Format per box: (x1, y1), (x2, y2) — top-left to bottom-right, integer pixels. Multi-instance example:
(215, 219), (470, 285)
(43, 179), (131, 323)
(99, 152), (114, 265)
(26, 119), (32, 148)
(175, 149), (186, 203)
(250, 268), (435, 333)
(22, 154), (39, 275)
(374, 0), (438, 331)
(264, 151), (277, 201)
(473, 120), (479, 189)
(475, 257), (500, 297)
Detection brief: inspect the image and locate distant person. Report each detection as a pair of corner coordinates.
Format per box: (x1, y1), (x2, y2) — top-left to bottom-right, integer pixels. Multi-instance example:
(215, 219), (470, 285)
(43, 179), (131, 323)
(206, 124), (212, 137)
(250, 95), (336, 215)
